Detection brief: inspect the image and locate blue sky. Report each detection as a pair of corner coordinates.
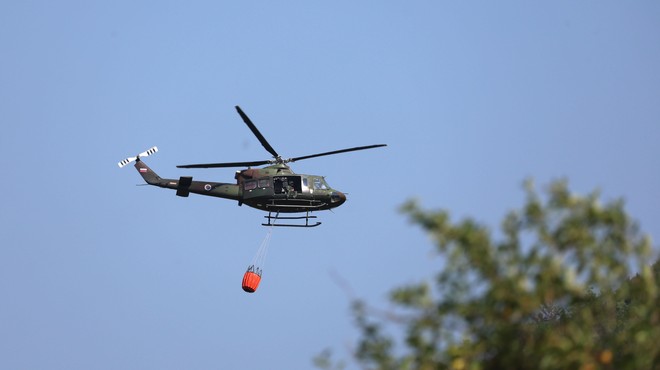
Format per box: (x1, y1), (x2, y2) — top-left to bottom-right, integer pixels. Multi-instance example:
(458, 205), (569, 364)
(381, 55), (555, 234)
(1, 1), (659, 369)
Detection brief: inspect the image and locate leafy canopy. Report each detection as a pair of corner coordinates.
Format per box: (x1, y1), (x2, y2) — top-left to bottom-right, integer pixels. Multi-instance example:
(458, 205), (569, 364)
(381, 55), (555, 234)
(319, 180), (659, 370)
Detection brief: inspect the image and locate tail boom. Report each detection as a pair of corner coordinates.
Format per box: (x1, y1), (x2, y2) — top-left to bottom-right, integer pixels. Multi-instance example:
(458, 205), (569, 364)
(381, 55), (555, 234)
(135, 160), (239, 201)
(120, 146), (240, 201)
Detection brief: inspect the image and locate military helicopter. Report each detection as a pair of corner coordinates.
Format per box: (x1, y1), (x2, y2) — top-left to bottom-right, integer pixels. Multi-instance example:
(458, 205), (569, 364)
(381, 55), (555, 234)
(118, 106), (386, 227)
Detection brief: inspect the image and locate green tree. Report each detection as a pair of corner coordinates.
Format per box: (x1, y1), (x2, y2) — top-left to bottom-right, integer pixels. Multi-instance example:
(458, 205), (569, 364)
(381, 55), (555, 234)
(320, 180), (659, 370)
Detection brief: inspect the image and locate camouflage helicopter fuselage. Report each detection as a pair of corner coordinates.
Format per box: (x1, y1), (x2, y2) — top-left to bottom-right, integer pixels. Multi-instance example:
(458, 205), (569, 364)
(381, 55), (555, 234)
(134, 160), (346, 214)
(121, 106), (383, 227)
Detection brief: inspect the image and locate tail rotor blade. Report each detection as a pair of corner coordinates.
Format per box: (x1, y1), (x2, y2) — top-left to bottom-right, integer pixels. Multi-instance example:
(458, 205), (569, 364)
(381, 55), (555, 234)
(118, 156), (138, 168)
(138, 146), (158, 158)
(118, 146), (158, 168)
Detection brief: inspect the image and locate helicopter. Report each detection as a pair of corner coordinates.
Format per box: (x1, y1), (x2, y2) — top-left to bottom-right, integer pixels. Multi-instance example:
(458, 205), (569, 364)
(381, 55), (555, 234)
(118, 106), (386, 227)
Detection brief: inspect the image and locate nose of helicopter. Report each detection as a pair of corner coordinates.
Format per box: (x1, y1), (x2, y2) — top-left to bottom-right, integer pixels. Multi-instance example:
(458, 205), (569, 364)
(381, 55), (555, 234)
(331, 191), (347, 205)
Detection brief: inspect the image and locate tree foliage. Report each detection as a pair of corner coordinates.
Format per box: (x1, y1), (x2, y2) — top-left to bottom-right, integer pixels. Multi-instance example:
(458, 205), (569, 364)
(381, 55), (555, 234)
(321, 180), (660, 370)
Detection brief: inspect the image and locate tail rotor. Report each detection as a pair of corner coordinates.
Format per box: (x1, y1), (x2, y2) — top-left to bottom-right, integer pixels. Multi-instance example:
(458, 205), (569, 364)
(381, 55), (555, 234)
(118, 146), (158, 168)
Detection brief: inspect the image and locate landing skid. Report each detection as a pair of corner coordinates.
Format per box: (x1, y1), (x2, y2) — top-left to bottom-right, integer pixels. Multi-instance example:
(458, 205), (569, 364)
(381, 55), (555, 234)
(262, 211), (322, 228)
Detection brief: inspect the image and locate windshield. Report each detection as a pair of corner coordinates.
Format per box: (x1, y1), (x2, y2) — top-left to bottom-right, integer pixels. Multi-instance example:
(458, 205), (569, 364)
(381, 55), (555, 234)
(312, 177), (329, 190)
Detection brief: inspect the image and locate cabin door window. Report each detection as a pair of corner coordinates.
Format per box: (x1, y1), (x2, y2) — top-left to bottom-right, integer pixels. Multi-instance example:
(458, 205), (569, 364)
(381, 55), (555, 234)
(273, 176), (301, 195)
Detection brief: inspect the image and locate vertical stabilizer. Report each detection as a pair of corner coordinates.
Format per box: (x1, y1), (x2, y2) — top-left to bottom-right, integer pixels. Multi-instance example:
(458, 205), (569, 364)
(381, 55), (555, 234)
(134, 160), (161, 185)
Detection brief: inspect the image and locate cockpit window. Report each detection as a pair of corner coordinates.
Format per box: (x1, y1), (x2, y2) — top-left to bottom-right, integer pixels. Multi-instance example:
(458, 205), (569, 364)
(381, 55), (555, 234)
(313, 178), (328, 190)
(258, 178), (270, 188)
(244, 180), (257, 190)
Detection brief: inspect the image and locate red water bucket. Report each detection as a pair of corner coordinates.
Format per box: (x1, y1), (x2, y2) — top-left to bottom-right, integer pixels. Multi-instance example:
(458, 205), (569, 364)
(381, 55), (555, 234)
(242, 271), (262, 293)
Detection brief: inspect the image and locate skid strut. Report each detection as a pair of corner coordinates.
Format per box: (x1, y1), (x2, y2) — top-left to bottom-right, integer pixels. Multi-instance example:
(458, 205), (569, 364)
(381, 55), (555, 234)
(262, 210), (321, 228)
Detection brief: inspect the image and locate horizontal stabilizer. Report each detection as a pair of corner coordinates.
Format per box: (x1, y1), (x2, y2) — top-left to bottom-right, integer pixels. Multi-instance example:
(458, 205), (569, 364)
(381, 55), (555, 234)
(176, 176), (193, 197)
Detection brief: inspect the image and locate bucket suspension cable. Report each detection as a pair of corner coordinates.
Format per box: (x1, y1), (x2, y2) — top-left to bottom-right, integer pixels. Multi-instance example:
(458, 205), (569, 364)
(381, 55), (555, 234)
(242, 222), (275, 293)
(251, 223), (273, 275)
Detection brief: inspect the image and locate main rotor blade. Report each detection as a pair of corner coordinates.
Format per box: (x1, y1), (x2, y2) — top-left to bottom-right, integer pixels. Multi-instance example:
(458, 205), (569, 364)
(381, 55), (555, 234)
(177, 160), (271, 169)
(235, 105), (279, 159)
(288, 144), (387, 163)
